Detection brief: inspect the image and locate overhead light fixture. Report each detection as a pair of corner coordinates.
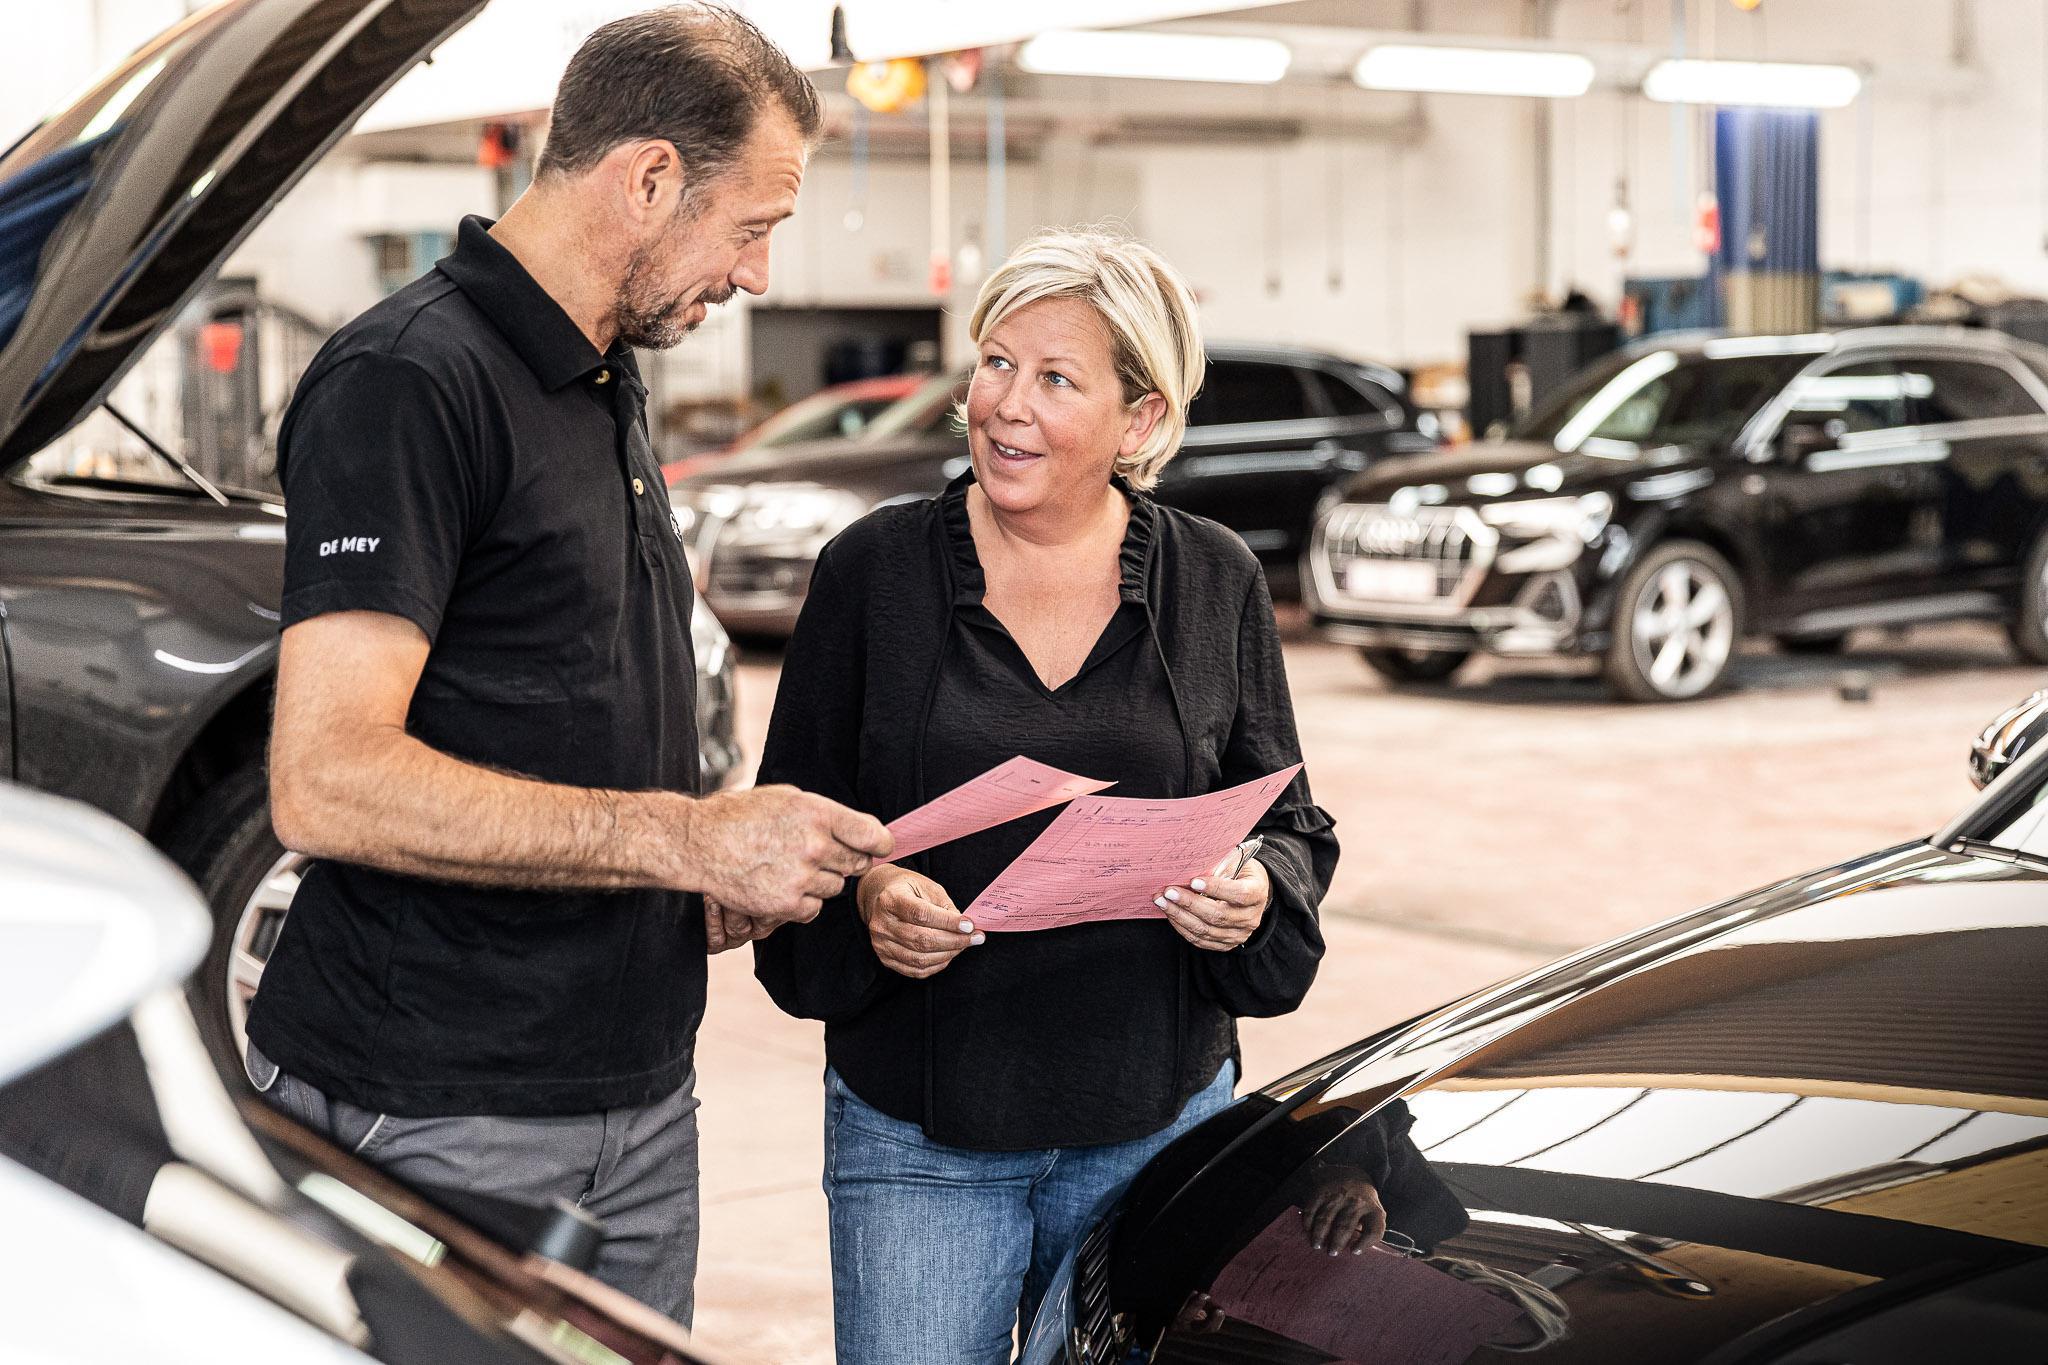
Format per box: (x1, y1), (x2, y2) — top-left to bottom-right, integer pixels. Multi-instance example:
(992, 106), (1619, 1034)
(1353, 44), (1595, 98)
(1642, 58), (1861, 108)
(1016, 30), (1291, 85)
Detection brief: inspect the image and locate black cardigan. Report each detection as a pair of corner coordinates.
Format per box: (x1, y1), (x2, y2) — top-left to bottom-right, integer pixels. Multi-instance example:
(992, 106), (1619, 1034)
(753, 474), (1338, 1149)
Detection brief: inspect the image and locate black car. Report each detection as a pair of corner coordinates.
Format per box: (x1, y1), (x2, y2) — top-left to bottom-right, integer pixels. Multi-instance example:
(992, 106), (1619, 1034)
(1022, 695), (2048, 1363)
(0, 0), (740, 1082)
(672, 345), (1436, 635)
(1305, 327), (2048, 700)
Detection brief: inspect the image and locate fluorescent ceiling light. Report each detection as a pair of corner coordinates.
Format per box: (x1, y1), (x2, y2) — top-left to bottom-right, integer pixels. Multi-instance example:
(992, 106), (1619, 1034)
(1017, 30), (1292, 84)
(1642, 58), (1861, 108)
(1354, 44), (1594, 98)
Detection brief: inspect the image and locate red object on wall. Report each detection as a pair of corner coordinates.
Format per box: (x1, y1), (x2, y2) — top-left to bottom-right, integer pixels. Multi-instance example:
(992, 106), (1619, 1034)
(1694, 191), (1722, 256)
(928, 251), (953, 297)
(478, 122), (519, 169)
(199, 320), (243, 373)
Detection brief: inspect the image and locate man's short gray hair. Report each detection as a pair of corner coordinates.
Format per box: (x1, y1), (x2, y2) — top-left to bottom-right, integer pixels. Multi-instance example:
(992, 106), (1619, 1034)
(966, 229), (1205, 490)
(537, 5), (822, 195)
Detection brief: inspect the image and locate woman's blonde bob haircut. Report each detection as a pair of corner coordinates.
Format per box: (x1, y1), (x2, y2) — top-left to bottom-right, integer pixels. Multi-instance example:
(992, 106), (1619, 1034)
(963, 229), (1205, 491)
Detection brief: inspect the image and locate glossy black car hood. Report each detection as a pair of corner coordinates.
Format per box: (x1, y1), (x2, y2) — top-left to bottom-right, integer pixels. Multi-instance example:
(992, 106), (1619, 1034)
(1340, 438), (1713, 507)
(0, 0), (487, 470)
(1084, 794), (2048, 1362)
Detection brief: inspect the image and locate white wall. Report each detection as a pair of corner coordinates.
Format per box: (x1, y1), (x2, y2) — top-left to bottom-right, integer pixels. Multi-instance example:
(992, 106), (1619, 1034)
(1544, 0), (2048, 313)
(12, 0), (2048, 382)
(226, 162), (500, 326)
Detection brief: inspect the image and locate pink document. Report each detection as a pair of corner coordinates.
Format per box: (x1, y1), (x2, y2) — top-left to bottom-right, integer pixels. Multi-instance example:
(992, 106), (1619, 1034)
(965, 764), (1302, 931)
(884, 756), (1113, 862)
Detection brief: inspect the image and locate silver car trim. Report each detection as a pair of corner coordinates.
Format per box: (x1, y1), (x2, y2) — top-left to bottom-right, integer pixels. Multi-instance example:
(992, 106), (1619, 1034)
(1308, 502), (1497, 621)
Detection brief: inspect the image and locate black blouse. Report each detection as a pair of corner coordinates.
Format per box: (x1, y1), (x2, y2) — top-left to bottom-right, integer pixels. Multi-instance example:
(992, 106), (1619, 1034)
(754, 473), (1338, 1150)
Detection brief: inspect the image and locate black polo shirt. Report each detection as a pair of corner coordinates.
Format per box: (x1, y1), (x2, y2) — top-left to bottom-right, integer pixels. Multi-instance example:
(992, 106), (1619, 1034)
(248, 215), (704, 1118)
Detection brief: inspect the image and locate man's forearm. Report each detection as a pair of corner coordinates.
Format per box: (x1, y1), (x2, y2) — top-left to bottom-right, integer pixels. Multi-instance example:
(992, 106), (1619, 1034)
(273, 724), (694, 892)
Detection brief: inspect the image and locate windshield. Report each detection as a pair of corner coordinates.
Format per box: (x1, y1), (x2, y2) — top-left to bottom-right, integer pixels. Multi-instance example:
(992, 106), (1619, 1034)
(860, 371), (967, 443)
(747, 393), (905, 450)
(1514, 349), (1812, 457)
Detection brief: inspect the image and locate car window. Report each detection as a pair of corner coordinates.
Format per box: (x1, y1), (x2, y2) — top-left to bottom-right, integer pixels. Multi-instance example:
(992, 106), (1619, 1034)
(1901, 357), (2044, 424)
(1781, 360), (1915, 435)
(1188, 360), (1315, 427)
(1516, 351), (1808, 455)
(861, 372), (968, 442)
(1309, 370), (1396, 423)
(751, 396), (899, 449)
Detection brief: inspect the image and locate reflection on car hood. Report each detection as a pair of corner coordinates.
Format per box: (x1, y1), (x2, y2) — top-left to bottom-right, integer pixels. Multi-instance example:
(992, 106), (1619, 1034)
(1085, 824), (2048, 1363)
(673, 432), (964, 508)
(0, 0), (488, 469)
(1339, 439), (1710, 506)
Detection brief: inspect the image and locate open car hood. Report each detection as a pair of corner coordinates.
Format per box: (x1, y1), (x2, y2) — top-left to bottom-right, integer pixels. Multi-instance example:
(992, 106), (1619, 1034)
(0, 0), (487, 470)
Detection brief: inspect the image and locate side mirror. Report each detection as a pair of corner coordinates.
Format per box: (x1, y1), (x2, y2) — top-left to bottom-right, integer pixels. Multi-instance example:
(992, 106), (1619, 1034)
(1776, 419), (1836, 465)
(1971, 689), (2048, 789)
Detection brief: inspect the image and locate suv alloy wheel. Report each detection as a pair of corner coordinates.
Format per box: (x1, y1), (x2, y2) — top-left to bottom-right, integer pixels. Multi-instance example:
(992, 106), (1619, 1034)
(1606, 540), (1744, 702)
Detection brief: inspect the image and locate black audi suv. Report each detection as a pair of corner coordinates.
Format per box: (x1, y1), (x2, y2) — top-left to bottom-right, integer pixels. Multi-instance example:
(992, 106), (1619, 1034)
(672, 346), (1438, 636)
(1022, 692), (2048, 1363)
(1305, 328), (2048, 700)
(0, 0), (740, 1086)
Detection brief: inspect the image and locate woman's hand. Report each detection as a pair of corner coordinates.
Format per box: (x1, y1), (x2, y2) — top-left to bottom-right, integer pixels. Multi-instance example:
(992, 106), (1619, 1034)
(858, 864), (984, 979)
(1157, 854), (1270, 952)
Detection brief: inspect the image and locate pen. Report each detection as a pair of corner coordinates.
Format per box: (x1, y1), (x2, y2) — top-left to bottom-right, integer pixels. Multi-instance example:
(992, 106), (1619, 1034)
(1229, 836), (1264, 878)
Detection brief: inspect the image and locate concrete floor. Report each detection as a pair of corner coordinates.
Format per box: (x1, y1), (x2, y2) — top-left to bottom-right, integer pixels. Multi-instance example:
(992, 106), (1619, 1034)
(686, 617), (2042, 1362)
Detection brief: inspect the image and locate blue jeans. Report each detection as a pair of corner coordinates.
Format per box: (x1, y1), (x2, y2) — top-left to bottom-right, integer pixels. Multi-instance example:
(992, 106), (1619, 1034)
(823, 1061), (1237, 1365)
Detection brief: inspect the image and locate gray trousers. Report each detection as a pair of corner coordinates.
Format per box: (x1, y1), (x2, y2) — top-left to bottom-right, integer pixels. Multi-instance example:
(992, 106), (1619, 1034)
(247, 1041), (699, 1325)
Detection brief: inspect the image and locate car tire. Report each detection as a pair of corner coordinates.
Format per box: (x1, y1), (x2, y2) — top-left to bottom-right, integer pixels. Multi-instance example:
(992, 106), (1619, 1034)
(2009, 530), (2048, 664)
(161, 763), (301, 1088)
(1605, 541), (1745, 703)
(1775, 632), (1849, 656)
(1359, 646), (1472, 685)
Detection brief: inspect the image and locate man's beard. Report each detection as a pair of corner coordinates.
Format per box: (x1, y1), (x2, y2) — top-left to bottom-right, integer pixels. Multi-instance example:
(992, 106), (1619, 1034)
(612, 212), (734, 351)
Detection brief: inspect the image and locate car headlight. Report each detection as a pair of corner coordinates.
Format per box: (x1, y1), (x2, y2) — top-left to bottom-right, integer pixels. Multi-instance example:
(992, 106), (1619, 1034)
(728, 483), (868, 542)
(670, 484), (747, 543)
(1479, 491), (1613, 542)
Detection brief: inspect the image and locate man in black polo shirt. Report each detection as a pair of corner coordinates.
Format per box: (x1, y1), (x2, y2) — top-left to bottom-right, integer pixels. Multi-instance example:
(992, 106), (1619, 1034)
(248, 8), (890, 1324)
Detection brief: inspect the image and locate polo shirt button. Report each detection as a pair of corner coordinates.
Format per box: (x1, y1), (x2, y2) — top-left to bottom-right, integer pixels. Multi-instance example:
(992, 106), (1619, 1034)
(633, 477), (645, 496)
(595, 369), (612, 385)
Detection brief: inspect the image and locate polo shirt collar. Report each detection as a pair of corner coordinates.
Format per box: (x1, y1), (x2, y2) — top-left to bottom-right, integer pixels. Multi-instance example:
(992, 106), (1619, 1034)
(438, 215), (630, 391)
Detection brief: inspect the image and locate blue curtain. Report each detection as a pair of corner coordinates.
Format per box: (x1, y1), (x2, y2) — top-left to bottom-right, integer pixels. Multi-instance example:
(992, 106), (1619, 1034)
(1710, 108), (1820, 331)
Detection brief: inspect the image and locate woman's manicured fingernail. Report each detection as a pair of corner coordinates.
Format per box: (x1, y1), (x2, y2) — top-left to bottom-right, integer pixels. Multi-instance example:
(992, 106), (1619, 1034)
(958, 919), (974, 933)
(1154, 896), (1170, 911)
(1191, 879), (1207, 893)
(1164, 888), (1180, 902)
(971, 932), (986, 946)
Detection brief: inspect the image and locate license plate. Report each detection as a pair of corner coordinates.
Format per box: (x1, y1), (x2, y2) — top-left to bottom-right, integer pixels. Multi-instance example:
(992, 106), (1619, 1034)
(1344, 559), (1438, 602)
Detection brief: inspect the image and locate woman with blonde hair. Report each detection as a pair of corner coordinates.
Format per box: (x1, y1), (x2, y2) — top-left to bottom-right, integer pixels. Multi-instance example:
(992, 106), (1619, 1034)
(752, 229), (1338, 1362)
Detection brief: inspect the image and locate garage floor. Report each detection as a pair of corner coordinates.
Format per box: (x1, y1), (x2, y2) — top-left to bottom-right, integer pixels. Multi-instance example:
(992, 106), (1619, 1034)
(687, 616), (2040, 1362)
